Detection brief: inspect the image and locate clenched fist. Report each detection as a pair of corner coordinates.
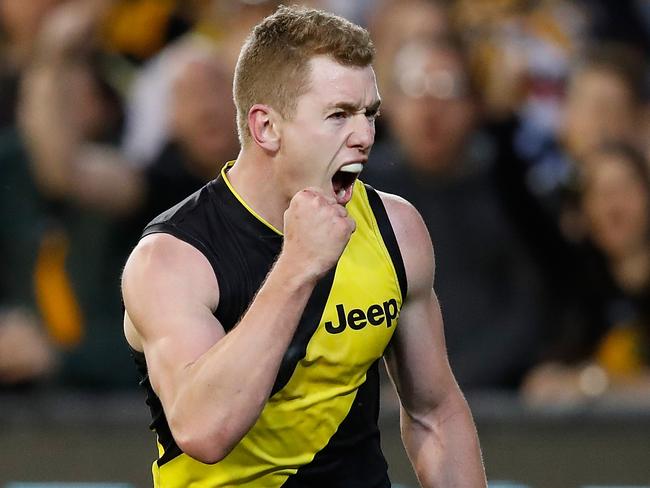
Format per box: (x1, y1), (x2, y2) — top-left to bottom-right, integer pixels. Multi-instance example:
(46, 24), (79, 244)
(281, 187), (356, 282)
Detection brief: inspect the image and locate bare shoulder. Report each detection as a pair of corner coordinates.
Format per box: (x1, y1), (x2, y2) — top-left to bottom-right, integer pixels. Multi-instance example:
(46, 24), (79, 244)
(122, 233), (220, 343)
(123, 233), (219, 303)
(377, 191), (434, 296)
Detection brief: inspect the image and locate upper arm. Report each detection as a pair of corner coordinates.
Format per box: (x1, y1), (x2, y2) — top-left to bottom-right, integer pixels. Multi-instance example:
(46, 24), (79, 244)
(380, 192), (459, 416)
(122, 233), (224, 408)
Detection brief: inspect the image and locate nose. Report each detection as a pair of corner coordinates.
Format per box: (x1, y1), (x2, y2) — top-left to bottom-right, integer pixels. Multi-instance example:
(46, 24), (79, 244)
(347, 114), (375, 153)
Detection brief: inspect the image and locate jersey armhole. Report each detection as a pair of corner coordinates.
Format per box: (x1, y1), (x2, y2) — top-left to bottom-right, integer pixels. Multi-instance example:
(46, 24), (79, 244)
(141, 223), (226, 309)
(363, 184), (408, 300)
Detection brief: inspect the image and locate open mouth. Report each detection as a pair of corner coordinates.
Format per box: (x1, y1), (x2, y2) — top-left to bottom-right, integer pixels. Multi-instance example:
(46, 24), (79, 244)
(332, 163), (363, 203)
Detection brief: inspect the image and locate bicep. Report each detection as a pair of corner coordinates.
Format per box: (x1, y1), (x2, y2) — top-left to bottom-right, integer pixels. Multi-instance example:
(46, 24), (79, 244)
(380, 192), (458, 415)
(122, 233), (225, 405)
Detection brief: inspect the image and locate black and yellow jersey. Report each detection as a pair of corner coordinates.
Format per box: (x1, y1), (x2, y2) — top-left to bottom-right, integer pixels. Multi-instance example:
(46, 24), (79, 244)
(132, 162), (407, 487)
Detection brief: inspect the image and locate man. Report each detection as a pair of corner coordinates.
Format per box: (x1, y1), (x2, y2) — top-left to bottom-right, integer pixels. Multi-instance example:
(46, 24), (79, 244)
(122, 5), (486, 487)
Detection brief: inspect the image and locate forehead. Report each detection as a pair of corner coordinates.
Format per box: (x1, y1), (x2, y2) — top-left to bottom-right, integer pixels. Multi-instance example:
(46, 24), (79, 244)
(302, 56), (379, 106)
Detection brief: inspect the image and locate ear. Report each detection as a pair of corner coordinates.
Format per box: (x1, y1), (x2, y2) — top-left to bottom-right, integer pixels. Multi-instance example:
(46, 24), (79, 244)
(248, 104), (280, 152)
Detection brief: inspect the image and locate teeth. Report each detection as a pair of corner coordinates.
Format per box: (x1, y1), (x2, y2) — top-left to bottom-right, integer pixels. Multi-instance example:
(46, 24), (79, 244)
(339, 163), (363, 174)
(337, 188), (345, 199)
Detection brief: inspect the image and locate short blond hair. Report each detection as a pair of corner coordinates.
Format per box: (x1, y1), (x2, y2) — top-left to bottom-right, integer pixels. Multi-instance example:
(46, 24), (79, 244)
(233, 5), (375, 145)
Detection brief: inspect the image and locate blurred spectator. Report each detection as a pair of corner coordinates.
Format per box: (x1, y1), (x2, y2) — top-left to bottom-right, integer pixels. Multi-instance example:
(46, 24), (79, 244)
(0, 126), (59, 387)
(3, 0), (237, 388)
(20, 0), (237, 222)
(489, 43), (648, 359)
(448, 0), (647, 218)
(522, 143), (650, 407)
(19, 0), (140, 215)
(363, 36), (547, 390)
(451, 0), (588, 127)
(369, 0), (450, 126)
(449, 1), (647, 287)
(122, 35), (224, 167)
(0, 0), (65, 129)
(122, 0), (278, 166)
(560, 44), (646, 165)
(1, 0), (137, 388)
(131, 46), (238, 226)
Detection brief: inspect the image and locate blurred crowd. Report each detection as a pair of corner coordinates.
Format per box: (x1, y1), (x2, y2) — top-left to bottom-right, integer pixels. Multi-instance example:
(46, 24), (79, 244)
(1, 0), (649, 410)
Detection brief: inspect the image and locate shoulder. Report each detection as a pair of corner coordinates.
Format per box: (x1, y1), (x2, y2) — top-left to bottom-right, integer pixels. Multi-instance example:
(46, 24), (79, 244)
(377, 191), (429, 244)
(122, 233), (220, 312)
(377, 191), (434, 297)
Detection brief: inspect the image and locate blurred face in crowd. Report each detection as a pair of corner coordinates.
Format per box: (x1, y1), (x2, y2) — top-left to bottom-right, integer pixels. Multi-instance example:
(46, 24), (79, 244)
(371, 0), (450, 100)
(171, 58), (238, 178)
(581, 151), (650, 259)
(384, 41), (476, 173)
(562, 68), (638, 160)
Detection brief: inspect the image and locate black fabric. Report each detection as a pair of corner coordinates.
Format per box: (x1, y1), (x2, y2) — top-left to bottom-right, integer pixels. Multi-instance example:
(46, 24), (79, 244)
(281, 361), (390, 488)
(271, 266), (337, 395)
(131, 347), (182, 466)
(143, 174), (284, 331)
(364, 184), (408, 300)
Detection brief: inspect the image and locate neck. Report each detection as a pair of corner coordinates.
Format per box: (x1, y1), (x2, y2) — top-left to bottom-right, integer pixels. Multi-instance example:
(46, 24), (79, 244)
(226, 147), (288, 232)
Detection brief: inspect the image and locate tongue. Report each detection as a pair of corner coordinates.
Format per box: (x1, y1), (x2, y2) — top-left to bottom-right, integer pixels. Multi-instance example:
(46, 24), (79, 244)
(332, 170), (349, 196)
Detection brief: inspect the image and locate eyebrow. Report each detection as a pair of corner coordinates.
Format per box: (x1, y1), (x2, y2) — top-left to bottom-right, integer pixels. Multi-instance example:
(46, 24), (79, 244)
(332, 99), (382, 114)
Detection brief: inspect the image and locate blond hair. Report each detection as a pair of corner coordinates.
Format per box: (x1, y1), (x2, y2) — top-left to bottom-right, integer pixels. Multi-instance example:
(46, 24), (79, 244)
(233, 5), (375, 145)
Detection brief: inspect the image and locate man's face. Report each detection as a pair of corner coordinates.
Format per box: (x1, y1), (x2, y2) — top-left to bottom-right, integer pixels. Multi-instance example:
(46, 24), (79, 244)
(275, 56), (380, 205)
(385, 43), (476, 173)
(171, 59), (238, 177)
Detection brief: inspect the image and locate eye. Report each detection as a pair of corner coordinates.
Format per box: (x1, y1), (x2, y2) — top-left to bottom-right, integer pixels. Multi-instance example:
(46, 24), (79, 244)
(366, 109), (381, 122)
(328, 111), (348, 120)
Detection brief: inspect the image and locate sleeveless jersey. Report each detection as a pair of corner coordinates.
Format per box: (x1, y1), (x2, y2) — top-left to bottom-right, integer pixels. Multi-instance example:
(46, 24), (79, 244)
(132, 162), (407, 487)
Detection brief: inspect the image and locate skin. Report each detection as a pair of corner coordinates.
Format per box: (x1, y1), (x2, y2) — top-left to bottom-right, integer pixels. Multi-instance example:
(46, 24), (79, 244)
(562, 69), (638, 160)
(170, 58), (239, 179)
(581, 153), (649, 260)
(122, 55), (486, 486)
(0, 309), (56, 384)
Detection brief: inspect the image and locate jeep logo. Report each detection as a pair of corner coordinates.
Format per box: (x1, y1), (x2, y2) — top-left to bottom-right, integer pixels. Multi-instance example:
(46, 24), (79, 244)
(324, 299), (399, 334)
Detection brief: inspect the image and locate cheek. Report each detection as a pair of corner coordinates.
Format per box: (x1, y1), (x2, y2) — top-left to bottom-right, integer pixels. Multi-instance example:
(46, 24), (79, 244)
(624, 193), (650, 234)
(389, 102), (427, 149)
(441, 105), (474, 137)
(587, 193), (647, 241)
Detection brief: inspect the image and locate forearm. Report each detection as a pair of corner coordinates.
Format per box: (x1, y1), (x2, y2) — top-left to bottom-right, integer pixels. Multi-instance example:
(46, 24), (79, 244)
(401, 392), (486, 488)
(21, 64), (143, 214)
(20, 62), (81, 198)
(168, 255), (318, 462)
(20, 0), (141, 209)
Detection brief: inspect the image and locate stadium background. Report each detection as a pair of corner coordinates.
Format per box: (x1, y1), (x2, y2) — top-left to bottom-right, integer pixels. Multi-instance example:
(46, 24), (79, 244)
(1, 1), (650, 487)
